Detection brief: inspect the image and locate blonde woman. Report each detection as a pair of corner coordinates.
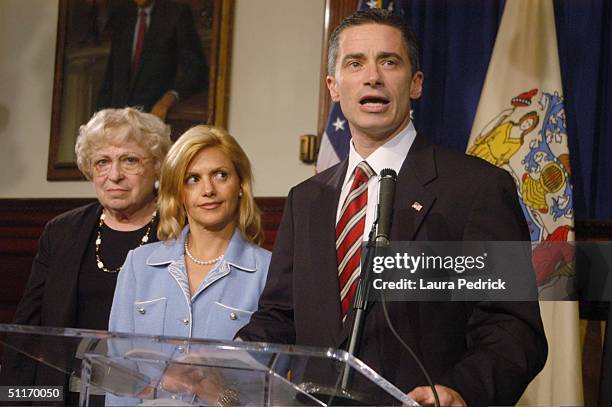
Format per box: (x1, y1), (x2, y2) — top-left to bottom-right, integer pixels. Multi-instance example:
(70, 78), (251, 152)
(109, 125), (270, 340)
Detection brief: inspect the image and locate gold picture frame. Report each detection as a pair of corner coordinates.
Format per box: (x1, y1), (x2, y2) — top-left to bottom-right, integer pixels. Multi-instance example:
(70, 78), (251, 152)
(47, 0), (234, 180)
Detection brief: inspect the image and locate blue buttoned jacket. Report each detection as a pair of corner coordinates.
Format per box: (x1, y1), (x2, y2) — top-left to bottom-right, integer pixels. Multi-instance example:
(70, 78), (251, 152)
(109, 226), (271, 340)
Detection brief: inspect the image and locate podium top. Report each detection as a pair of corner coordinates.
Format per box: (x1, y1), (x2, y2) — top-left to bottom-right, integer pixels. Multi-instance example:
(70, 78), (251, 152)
(0, 324), (416, 406)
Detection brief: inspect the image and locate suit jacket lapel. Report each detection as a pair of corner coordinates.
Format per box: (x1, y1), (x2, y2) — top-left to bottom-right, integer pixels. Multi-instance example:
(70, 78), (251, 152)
(130, 0), (165, 94)
(129, 2), (162, 94)
(393, 134), (437, 241)
(309, 161), (347, 345)
(375, 135), (438, 355)
(53, 204), (102, 326)
(118, 6), (137, 96)
(338, 134), (438, 346)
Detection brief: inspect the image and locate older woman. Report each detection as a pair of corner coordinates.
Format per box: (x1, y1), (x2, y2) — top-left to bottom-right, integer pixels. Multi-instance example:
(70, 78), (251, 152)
(2, 108), (171, 392)
(109, 125), (270, 340)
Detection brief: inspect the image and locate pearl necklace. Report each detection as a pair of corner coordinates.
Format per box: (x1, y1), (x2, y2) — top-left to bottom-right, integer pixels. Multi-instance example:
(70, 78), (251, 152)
(184, 240), (224, 266)
(95, 211), (156, 273)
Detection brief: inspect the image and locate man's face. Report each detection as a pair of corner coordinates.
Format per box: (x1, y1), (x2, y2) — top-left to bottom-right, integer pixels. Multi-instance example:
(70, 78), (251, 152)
(327, 24), (423, 144)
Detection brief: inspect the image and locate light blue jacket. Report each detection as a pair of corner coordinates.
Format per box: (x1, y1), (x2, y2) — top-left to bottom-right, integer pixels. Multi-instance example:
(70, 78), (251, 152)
(108, 226), (271, 340)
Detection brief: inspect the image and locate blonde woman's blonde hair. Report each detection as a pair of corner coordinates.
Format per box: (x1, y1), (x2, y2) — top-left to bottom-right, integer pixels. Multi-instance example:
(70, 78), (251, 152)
(157, 125), (263, 245)
(75, 107), (172, 180)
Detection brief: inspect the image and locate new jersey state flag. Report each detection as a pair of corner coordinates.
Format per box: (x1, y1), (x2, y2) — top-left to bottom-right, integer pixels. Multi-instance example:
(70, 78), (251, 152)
(467, 0), (581, 405)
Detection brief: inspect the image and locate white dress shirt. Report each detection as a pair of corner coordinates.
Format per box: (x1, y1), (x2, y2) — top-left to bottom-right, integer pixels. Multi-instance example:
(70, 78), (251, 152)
(336, 121), (417, 241)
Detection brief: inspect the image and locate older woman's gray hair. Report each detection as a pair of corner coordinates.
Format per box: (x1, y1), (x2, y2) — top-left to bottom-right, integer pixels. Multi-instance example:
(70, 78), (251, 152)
(75, 107), (172, 180)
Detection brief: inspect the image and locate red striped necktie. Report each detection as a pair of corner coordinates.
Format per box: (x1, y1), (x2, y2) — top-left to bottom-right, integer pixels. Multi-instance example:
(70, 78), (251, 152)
(336, 161), (375, 320)
(131, 9), (147, 78)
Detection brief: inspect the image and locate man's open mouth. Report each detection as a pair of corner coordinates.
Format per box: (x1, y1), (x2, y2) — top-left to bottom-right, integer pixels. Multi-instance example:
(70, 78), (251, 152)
(359, 96), (390, 106)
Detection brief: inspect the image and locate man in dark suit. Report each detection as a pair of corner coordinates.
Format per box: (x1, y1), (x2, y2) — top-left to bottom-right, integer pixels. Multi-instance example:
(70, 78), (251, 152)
(238, 9), (547, 406)
(96, 0), (208, 120)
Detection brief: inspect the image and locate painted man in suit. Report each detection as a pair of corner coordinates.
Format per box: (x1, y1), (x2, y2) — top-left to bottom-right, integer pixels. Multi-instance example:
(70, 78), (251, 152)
(238, 9), (547, 406)
(96, 0), (208, 120)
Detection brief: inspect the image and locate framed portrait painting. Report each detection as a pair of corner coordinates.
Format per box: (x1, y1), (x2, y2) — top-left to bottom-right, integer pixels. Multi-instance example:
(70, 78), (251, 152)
(47, 0), (233, 180)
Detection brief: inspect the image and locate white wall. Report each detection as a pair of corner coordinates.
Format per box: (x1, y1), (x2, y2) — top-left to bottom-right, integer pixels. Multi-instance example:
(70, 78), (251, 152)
(0, 0), (90, 197)
(229, 0), (324, 196)
(0, 0), (325, 198)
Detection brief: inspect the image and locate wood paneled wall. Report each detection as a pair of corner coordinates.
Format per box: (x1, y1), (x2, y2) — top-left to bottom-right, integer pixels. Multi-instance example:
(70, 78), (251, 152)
(0, 198), (285, 324)
(1, 198), (611, 324)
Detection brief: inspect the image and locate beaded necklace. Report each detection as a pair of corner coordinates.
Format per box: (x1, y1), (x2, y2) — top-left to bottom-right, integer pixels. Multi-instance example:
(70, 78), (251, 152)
(95, 211), (156, 273)
(184, 237), (224, 265)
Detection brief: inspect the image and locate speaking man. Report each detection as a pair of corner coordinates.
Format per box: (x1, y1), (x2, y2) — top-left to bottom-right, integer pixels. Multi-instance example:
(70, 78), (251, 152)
(238, 9), (547, 406)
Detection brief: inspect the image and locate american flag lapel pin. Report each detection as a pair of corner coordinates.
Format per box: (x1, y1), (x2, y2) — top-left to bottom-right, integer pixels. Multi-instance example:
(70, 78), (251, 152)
(411, 202), (423, 211)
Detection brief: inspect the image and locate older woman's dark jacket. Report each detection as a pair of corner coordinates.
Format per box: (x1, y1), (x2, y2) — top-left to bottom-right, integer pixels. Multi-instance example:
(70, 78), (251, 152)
(0, 202), (159, 390)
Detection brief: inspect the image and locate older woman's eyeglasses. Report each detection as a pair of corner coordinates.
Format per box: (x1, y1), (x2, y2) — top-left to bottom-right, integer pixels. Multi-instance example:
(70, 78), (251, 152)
(92, 154), (150, 176)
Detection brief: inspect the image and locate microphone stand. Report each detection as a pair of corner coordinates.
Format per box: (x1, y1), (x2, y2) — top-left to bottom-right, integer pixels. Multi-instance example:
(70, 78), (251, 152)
(336, 168), (435, 406)
(341, 222), (386, 390)
(339, 168), (396, 398)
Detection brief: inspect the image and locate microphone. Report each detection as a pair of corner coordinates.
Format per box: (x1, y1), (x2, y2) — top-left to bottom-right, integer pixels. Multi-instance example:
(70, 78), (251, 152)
(375, 168), (397, 245)
(345, 167), (439, 406)
(344, 168), (396, 368)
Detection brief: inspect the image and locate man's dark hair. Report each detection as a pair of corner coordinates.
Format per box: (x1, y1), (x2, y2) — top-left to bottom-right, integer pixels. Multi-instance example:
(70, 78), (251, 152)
(327, 9), (421, 77)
